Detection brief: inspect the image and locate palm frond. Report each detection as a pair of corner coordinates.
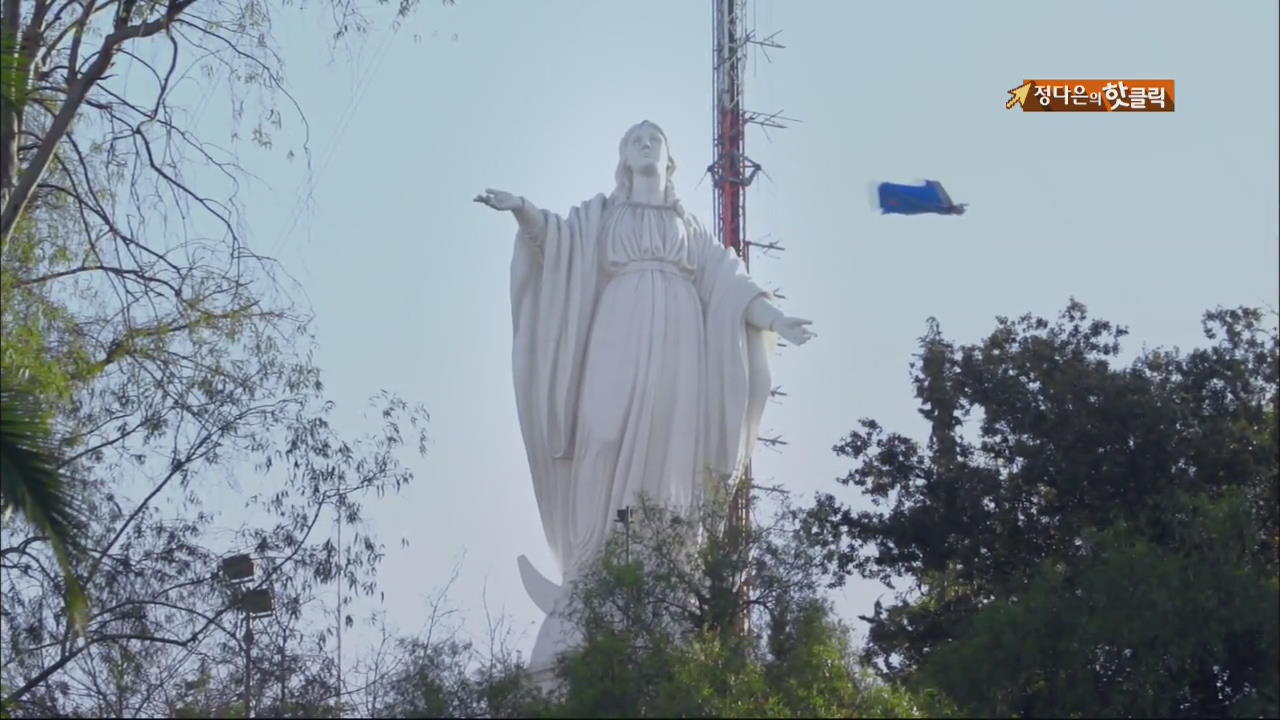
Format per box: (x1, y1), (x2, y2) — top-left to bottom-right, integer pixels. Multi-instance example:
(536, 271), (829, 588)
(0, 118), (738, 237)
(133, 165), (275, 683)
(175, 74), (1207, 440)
(0, 377), (89, 631)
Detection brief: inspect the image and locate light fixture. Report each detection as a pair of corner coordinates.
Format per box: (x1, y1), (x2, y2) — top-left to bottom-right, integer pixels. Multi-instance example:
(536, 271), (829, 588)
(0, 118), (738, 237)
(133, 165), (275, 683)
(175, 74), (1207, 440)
(221, 554), (254, 583)
(240, 588), (274, 617)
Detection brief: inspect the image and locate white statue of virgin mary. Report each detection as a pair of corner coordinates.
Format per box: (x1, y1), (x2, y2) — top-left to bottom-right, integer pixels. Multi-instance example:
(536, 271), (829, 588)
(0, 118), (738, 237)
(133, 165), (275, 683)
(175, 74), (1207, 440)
(475, 120), (815, 671)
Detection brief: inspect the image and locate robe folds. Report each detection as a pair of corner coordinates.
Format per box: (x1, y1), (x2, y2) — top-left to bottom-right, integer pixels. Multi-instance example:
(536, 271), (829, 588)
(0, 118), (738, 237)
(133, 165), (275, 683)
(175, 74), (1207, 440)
(510, 193), (774, 594)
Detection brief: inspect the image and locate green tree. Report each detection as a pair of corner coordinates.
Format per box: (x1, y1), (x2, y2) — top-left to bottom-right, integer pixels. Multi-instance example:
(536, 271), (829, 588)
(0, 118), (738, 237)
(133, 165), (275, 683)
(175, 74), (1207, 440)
(2, 388), (428, 716)
(804, 300), (1279, 717)
(918, 490), (1278, 717)
(549, 494), (948, 718)
(0, 1), (454, 714)
(358, 494), (947, 719)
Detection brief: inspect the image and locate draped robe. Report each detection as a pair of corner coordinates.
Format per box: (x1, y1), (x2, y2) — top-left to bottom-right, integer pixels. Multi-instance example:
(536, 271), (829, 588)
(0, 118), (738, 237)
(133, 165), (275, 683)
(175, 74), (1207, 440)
(510, 193), (775, 667)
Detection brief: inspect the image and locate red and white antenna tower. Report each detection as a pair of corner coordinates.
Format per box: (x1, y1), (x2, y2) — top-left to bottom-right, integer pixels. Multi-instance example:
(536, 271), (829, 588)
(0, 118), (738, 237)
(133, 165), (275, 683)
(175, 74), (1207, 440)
(710, 0), (793, 636)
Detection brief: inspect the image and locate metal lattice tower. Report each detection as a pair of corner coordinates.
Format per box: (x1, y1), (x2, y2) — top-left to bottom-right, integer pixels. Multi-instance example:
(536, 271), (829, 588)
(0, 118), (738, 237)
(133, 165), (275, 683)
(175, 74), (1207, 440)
(709, 0), (790, 637)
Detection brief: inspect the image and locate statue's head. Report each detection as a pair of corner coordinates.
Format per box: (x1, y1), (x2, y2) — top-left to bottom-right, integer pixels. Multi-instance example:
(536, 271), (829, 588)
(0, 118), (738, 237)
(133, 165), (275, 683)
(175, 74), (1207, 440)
(612, 120), (679, 205)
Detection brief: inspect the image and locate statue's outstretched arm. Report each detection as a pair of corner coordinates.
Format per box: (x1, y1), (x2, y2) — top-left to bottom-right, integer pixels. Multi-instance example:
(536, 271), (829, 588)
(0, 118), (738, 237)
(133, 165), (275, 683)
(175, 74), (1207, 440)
(512, 197), (546, 239)
(474, 188), (546, 239)
(746, 295), (817, 346)
(745, 295), (785, 331)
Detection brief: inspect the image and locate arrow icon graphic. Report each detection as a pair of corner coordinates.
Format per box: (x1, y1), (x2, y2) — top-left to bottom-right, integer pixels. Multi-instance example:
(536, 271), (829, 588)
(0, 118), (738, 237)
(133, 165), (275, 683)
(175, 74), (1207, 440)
(1006, 81), (1034, 109)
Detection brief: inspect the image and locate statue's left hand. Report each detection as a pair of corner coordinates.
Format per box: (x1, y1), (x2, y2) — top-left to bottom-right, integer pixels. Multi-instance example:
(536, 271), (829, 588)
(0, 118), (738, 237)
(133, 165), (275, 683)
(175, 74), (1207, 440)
(773, 317), (816, 346)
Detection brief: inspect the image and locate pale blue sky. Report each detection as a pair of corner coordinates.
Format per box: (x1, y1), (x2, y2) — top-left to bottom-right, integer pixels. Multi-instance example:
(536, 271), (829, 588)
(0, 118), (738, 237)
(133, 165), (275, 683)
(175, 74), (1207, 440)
(175, 0), (1278, 666)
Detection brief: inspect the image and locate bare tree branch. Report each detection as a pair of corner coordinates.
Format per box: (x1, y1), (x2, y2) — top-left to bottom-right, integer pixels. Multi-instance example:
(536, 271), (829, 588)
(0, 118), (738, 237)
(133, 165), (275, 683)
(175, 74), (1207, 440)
(1, 0), (198, 244)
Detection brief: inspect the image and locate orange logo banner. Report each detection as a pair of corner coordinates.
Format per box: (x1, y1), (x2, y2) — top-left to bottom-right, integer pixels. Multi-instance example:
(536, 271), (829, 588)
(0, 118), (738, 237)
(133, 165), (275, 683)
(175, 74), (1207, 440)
(1006, 80), (1175, 112)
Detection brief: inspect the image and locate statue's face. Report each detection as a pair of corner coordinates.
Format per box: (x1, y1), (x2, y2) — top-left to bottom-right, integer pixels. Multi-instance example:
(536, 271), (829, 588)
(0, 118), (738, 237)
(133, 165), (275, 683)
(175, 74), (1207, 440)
(624, 123), (668, 178)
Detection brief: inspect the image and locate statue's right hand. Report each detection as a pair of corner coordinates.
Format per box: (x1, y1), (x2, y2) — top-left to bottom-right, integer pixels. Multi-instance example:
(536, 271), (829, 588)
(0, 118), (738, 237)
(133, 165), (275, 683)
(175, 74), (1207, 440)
(473, 188), (524, 212)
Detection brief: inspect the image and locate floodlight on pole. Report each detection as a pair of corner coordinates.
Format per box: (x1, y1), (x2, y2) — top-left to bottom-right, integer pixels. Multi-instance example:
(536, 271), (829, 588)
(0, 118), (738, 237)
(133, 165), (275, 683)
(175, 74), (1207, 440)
(218, 552), (275, 719)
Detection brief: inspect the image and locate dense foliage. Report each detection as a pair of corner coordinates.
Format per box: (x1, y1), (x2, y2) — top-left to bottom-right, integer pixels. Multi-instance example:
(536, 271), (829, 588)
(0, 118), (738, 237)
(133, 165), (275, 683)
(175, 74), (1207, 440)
(804, 301), (1279, 717)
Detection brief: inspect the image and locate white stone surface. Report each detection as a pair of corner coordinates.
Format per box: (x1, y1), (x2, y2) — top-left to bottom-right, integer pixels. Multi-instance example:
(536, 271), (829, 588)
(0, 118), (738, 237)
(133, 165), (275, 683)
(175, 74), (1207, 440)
(474, 121), (815, 673)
